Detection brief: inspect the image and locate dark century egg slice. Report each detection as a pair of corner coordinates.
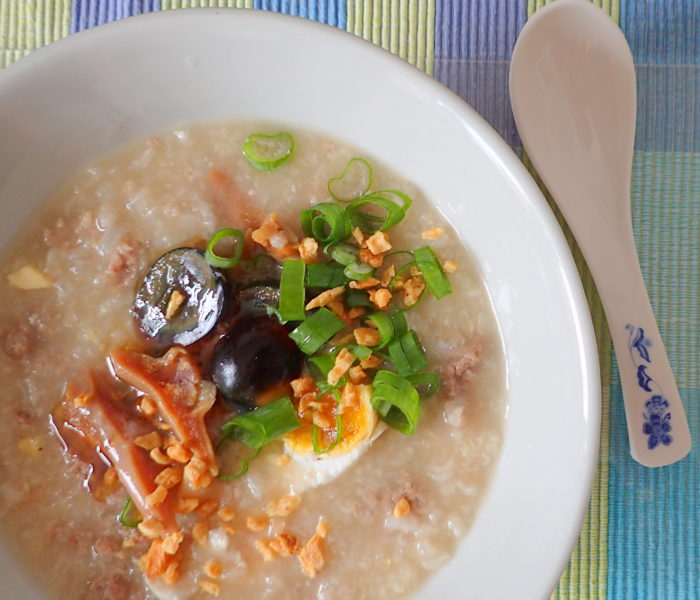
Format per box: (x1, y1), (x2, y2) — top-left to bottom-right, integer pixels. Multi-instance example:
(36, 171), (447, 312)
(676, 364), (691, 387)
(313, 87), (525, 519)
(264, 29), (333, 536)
(211, 314), (304, 409)
(132, 247), (226, 348)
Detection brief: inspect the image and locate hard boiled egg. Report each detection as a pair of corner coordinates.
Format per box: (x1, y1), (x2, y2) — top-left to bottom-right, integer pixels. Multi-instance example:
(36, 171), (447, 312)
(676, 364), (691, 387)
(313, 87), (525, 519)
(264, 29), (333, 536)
(283, 384), (386, 489)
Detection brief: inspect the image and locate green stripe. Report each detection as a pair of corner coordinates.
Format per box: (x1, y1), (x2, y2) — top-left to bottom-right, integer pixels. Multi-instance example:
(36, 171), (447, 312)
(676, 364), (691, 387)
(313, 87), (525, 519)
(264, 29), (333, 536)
(0, 0), (70, 67)
(346, 0), (434, 75)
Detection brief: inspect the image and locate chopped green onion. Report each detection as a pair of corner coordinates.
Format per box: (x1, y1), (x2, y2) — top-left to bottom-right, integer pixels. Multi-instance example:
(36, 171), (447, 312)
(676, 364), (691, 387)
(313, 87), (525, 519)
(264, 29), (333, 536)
(330, 242), (359, 266)
(278, 259), (306, 321)
(300, 203), (352, 245)
(346, 190), (412, 233)
(220, 395), (300, 448)
(205, 228), (244, 269)
(308, 353), (336, 380)
(217, 447), (262, 481)
(413, 246), (453, 299)
(387, 330), (428, 376)
(305, 263), (347, 288)
(365, 312), (394, 348)
(346, 344), (373, 360)
(312, 389), (343, 454)
(289, 307), (346, 355)
(390, 311), (408, 337)
(389, 261), (428, 310)
(344, 262), (374, 281)
(407, 372), (440, 397)
(118, 497), (142, 528)
(371, 370), (421, 434)
(243, 132), (294, 171)
(328, 158), (373, 202)
(345, 289), (372, 308)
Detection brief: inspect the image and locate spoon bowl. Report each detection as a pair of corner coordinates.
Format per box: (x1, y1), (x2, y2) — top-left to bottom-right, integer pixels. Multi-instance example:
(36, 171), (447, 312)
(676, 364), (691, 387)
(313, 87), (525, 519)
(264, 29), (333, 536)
(510, 0), (691, 466)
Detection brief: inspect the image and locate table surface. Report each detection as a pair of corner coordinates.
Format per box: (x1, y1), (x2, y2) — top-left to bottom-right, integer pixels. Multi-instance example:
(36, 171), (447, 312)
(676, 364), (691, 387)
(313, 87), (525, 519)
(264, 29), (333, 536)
(1, 1), (697, 599)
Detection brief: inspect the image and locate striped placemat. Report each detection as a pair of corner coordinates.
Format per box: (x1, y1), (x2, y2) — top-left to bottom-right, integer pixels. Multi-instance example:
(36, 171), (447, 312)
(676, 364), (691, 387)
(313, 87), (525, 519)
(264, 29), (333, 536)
(1, 2), (697, 599)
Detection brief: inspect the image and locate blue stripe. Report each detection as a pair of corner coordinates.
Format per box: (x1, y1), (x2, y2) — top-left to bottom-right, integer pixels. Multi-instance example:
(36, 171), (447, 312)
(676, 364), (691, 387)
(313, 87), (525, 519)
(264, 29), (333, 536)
(620, 0), (699, 152)
(252, 0), (346, 28)
(621, 0), (699, 64)
(71, 0), (161, 33)
(433, 0), (526, 149)
(607, 384), (699, 600)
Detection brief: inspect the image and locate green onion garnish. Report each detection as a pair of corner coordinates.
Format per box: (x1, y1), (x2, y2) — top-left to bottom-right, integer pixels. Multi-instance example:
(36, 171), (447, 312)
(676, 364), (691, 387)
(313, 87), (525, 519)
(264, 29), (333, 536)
(289, 307), (346, 355)
(218, 395), (300, 479)
(118, 496), (142, 528)
(390, 311), (408, 337)
(312, 390), (343, 454)
(388, 261), (428, 310)
(278, 259), (306, 321)
(306, 263), (347, 288)
(346, 190), (412, 233)
(243, 132), (294, 171)
(344, 262), (374, 281)
(217, 447), (262, 481)
(413, 246), (453, 299)
(300, 203), (352, 245)
(371, 370), (421, 434)
(328, 157), (373, 202)
(346, 344), (373, 360)
(387, 330), (428, 376)
(407, 372), (440, 397)
(365, 312), (394, 348)
(345, 289), (372, 308)
(330, 242), (359, 266)
(308, 353), (336, 380)
(205, 228), (244, 269)
(220, 395), (300, 448)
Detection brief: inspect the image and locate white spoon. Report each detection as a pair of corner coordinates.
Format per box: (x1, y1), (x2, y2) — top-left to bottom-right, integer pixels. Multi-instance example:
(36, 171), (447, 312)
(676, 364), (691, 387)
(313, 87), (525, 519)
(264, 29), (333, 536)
(509, 0), (691, 467)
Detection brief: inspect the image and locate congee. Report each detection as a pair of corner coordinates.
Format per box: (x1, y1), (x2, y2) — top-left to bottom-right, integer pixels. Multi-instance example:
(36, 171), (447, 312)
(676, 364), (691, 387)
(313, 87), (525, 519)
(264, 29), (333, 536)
(0, 123), (505, 600)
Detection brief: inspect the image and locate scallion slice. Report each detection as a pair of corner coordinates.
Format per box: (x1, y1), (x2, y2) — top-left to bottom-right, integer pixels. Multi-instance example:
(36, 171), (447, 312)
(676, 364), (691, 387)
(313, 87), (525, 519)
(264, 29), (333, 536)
(205, 228), (244, 269)
(346, 193), (408, 234)
(118, 497), (142, 528)
(243, 132), (294, 171)
(387, 330), (428, 376)
(344, 262), (374, 281)
(407, 372), (440, 397)
(347, 190), (412, 234)
(346, 344), (373, 360)
(312, 390), (343, 454)
(330, 242), (359, 266)
(278, 259), (306, 321)
(289, 307), (346, 355)
(389, 260), (428, 310)
(328, 158), (373, 202)
(305, 263), (347, 288)
(365, 312), (394, 348)
(390, 311), (408, 337)
(413, 246), (453, 299)
(371, 370), (421, 434)
(220, 395), (300, 448)
(300, 203), (352, 245)
(308, 353), (336, 380)
(345, 289), (372, 308)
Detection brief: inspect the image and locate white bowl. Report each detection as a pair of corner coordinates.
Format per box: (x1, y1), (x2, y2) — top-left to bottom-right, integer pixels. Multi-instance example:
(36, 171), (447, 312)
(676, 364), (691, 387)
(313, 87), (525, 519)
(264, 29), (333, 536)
(0, 9), (600, 600)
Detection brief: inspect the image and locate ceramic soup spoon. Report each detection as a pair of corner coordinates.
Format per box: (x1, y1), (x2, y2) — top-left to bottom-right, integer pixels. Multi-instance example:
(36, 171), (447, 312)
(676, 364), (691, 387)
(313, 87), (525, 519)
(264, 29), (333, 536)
(509, 0), (691, 466)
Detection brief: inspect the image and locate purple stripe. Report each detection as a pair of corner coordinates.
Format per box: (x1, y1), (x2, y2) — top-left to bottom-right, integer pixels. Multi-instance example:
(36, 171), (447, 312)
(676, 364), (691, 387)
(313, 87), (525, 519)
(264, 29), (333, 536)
(434, 0), (527, 149)
(71, 0), (160, 33)
(253, 1), (345, 28)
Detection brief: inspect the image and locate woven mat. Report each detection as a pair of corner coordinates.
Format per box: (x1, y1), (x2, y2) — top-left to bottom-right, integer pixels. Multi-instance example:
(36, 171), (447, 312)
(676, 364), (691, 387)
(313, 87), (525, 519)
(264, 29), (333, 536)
(1, 2), (697, 599)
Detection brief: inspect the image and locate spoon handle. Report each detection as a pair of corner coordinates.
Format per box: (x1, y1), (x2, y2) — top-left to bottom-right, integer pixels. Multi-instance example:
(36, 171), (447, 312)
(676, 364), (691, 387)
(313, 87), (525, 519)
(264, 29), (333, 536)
(588, 232), (691, 467)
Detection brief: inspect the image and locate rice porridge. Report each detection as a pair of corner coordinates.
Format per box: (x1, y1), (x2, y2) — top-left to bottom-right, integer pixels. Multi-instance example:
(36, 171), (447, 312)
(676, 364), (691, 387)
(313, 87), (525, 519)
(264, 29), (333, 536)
(0, 122), (505, 600)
